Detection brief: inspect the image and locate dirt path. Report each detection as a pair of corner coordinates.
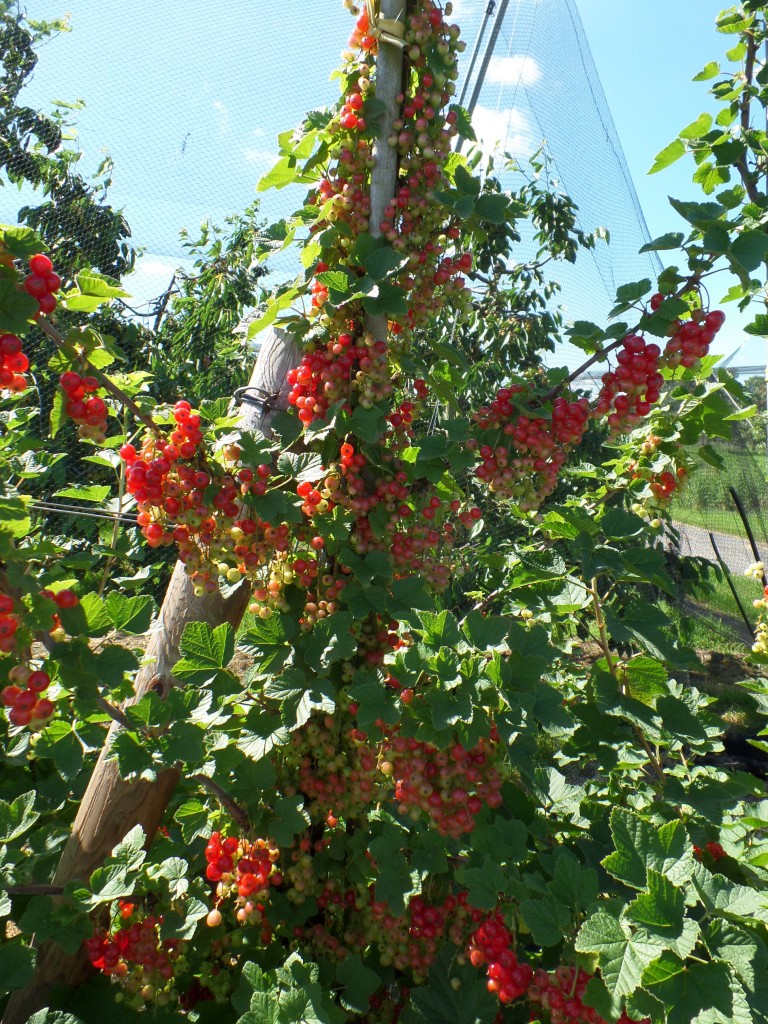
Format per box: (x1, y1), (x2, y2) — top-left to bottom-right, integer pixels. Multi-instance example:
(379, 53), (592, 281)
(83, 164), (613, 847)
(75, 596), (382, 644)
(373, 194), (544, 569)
(673, 521), (762, 577)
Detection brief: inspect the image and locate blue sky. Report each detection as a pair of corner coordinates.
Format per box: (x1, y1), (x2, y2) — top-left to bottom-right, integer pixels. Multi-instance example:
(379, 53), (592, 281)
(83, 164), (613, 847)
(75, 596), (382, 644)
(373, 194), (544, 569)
(1, 0), (762, 369)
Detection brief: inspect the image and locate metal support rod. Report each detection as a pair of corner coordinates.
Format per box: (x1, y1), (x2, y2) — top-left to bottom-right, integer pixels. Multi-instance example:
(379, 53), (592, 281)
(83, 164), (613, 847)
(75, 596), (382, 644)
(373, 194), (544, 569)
(708, 532), (753, 633)
(729, 485), (767, 588)
(465, 0), (511, 120)
(458, 1), (496, 108)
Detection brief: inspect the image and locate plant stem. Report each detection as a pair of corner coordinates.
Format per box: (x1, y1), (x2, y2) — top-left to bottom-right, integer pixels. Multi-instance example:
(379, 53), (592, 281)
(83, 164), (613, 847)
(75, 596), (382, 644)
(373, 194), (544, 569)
(36, 316), (163, 436)
(191, 774), (249, 829)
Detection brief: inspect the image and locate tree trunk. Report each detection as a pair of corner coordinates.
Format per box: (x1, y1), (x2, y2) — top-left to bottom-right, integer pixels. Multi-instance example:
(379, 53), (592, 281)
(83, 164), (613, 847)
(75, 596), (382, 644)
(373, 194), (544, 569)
(2, 327), (299, 1024)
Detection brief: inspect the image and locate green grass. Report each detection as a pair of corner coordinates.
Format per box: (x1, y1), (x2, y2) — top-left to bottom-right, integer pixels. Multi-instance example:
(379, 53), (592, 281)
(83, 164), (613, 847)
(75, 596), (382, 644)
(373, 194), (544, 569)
(672, 505), (748, 536)
(672, 445), (768, 541)
(659, 598), (747, 654)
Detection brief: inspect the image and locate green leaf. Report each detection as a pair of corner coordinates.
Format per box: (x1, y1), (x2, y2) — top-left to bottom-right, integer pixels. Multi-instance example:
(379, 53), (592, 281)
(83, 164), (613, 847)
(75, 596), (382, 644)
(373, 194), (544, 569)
(703, 919), (760, 990)
(34, 721), (83, 781)
(679, 113), (713, 140)
(363, 244), (407, 281)
(174, 622), (235, 679)
(668, 197), (725, 227)
(110, 824), (147, 873)
(241, 614), (294, 674)
(0, 938), (36, 989)
(268, 796), (311, 846)
(693, 61), (720, 81)
(361, 282), (408, 316)
(411, 948), (497, 1024)
(336, 955), (381, 1014)
(645, 959), (743, 1024)
(103, 593), (155, 634)
(627, 869), (685, 932)
(0, 278), (38, 334)
(459, 858), (509, 911)
(0, 223), (43, 259)
(175, 799), (210, 844)
(474, 193), (510, 225)
(87, 863), (132, 906)
(54, 485), (111, 504)
(300, 612), (357, 671)
(257, 156), (300, 192)
(462, 612), (509, 649)
(576, 912), (658, 998)
(452, 163), (482, 195)
(0, 791), (39, 843)
(731, 230), (768, 272)
(18, 897), (93, 956)
(639, 232), (685, 253)
(602, 809), (694, 889)
(520, 896), (571, 948)
(0, 497), (31, 538)
(649, 139), (686, 174)
(416, 609), (462, 647)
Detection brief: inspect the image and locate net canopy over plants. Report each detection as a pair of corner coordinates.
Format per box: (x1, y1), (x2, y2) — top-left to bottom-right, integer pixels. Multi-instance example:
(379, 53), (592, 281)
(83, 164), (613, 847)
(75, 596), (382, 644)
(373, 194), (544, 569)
(1, 4), (768, 1024)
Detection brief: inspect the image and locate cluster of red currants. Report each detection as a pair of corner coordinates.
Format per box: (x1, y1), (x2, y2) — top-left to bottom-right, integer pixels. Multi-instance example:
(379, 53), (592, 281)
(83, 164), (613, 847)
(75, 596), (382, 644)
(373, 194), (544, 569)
(468, 911), (533, 1004)
(0, 589), (76, 728)
(595, 305), (726, 434)
(470, 386), (590, 510)
(287, 328), (392, 426)
(357, 891), (478, 983)
(529, 966), (648, 1024)
(204, 832), (280, 933)
(339, 86), (367, 132)
(282, 713), (385, 827)
(381, 729), (504, 837)
(660, 304), (725, 369)
(595, 333), (663, 432)
(0, 333), (29, 393)
(467, 913), (649, 1023)
(85, 901), (185, 1008)
(693, 840), (726, 862)
(59, 370), (109, 442)
(347, 7), (377, 54)
(23, 252), (60, 317)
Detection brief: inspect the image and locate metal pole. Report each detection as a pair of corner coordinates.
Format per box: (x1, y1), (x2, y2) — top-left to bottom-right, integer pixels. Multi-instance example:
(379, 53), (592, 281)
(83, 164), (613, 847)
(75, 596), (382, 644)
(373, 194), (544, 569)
(466, 0), (511, 119)
(458, 1), (496, 108)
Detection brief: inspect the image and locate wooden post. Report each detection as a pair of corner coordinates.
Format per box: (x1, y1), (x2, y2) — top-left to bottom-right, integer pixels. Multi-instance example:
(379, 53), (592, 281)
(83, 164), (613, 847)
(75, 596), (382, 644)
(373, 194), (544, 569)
(3, 2), (408, 1015)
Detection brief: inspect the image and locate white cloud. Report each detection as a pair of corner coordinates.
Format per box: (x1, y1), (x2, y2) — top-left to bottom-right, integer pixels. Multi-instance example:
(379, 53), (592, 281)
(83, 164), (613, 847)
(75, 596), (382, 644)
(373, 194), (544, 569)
(486, 55), (541, 87)
(124, 256), (186, 310)
(243, 147), (278, 167)
(243, 127), (277, 168)
(212, 99), (231, 136)
(471, 104), (536, 161)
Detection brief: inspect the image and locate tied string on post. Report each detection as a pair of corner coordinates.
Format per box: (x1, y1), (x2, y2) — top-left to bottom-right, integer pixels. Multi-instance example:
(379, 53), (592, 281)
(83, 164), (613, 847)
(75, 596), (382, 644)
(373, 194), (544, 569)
(366, 0), (406, 47)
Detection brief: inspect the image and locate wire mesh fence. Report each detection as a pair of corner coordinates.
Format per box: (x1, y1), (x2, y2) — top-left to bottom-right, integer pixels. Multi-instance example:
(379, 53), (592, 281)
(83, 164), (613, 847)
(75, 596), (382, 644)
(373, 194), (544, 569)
(3, 0), (766, 638)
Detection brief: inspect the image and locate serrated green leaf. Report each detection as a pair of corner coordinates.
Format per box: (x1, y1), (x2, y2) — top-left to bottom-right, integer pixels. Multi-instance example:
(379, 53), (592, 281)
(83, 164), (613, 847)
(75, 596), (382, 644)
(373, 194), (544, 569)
(0, 791), (39, 843)
(576, 912), (660, 998)
(650, 139), (686, 174)
(602, 809), (694, 889)
(54, 485), (111, 504)
(0, 938), (36, 989)
(174, 622), (235, 678)
(679, 113), (713, 140)
(103, 593), (155, 634)
(336, 955), (380, 1014)
(693, 61), (720, 81)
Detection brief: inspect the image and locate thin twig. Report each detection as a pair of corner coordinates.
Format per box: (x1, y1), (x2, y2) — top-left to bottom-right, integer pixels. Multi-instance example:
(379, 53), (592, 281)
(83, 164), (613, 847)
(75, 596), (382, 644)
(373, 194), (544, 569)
(95, 695), (134, 732)
(36, 317), (163, 436)
(191, 774), (250, 828)
(4, 884), (65, 897)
